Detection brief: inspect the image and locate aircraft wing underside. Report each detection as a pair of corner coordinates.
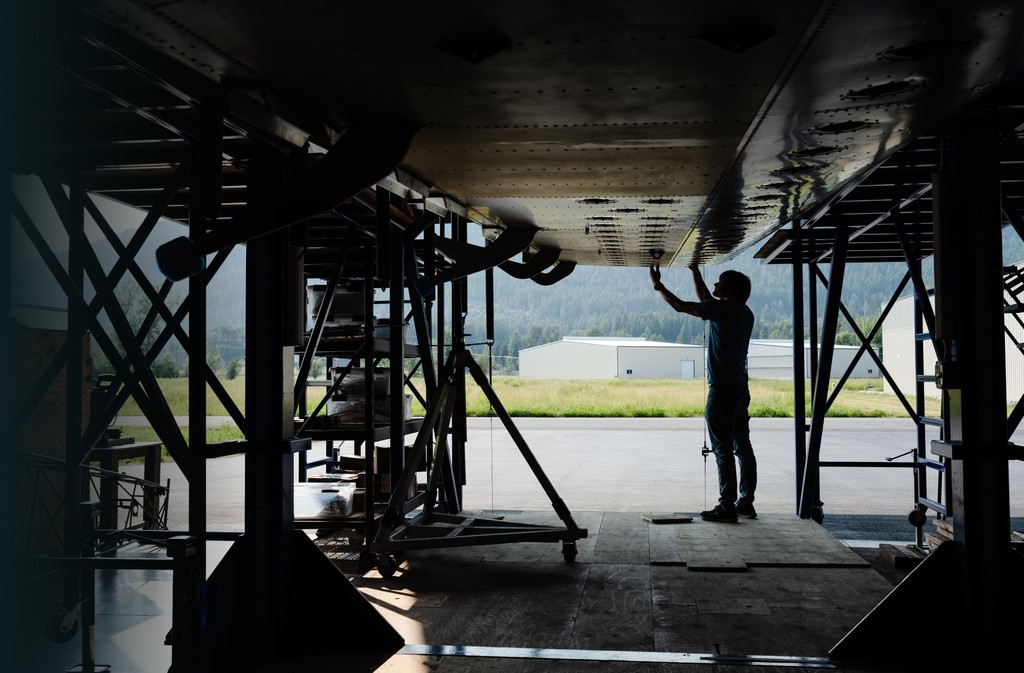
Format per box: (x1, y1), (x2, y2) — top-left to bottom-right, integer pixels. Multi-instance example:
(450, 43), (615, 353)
(9, 1), (1024, 276)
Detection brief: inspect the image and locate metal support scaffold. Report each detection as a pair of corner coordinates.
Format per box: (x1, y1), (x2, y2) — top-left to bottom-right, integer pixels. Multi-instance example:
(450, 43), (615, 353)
(371, 348), (588, 575)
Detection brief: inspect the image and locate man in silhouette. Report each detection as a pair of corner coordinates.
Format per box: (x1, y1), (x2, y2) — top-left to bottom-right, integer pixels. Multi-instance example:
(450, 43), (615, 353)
(650, 263), (757, 522)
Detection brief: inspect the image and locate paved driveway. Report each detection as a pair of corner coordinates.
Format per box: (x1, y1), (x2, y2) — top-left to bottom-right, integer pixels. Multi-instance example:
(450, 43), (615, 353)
(116, 417), (1024, 536)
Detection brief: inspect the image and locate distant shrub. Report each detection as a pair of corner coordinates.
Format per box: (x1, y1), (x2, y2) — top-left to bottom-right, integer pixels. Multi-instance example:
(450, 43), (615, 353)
(226, 357), (243, 380)
(152, 354), (180, 378)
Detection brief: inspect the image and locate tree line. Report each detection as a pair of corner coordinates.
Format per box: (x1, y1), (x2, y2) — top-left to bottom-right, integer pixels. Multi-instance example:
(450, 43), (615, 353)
(463, 256), (901, 368)
(92, 226), (1023, 379)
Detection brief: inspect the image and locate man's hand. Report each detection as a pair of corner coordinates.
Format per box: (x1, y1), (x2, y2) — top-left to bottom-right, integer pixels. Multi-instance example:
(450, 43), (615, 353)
(649, 264), (661, 285)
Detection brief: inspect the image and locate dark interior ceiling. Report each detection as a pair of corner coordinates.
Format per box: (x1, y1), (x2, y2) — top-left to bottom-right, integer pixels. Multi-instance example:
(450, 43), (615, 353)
(7, 1), (1024, 274)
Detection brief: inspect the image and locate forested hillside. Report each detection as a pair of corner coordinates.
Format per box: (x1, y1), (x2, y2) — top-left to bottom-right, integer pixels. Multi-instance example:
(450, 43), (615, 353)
(465, 228), (1024, 366)
(94, 217), (1021, 376)
(463, 251), (904, 362)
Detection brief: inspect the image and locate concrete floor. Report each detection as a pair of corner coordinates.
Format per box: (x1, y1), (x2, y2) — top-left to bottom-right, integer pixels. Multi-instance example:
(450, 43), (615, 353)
(13, 512), (921, 673)
(13, 418), (1022, 671)
(357, 510), (915, 673)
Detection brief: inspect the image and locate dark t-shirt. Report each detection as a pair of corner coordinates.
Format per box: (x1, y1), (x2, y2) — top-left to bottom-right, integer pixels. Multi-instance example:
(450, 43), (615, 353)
(697, 300), (754, 386)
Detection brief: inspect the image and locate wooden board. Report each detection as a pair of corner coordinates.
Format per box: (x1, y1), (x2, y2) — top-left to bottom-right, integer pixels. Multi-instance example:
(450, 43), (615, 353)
(685, 552), (748, 571)
(879, 543), (927, 569)
(643, 514), (693, 524)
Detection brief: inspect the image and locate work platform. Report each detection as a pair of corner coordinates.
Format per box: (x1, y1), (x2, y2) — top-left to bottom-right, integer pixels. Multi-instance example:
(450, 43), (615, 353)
(17, 510), (917, 673)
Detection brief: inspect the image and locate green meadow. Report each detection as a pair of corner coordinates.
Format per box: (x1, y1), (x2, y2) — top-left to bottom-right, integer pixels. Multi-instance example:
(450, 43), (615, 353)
(116, 376), (941, 445)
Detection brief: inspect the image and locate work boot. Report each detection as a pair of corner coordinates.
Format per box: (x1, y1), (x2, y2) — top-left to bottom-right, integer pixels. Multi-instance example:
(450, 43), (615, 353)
(735, 503), (757, 519)
(699, 505), (738, 523)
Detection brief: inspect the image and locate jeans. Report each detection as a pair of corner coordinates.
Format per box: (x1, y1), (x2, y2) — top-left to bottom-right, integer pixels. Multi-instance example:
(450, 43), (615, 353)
(705, 384), (756, 509)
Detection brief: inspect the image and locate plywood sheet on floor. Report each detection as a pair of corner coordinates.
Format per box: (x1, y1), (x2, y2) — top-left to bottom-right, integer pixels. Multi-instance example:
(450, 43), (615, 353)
(353, 510), (897, 672)
(591, 511), (654, 565)
(570, 562), (654, 651)
(649, 513), (868, 567)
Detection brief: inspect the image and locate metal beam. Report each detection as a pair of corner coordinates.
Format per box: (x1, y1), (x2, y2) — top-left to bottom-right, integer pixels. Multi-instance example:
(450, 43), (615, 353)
(799, 225), (847, 521)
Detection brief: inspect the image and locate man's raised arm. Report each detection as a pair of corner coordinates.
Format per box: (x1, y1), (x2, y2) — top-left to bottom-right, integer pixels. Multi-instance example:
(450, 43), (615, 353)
(690, 264), (713, 302)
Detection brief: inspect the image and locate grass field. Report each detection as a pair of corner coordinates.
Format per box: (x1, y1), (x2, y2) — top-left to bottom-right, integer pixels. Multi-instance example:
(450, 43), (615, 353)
(117, 374), (941, 419)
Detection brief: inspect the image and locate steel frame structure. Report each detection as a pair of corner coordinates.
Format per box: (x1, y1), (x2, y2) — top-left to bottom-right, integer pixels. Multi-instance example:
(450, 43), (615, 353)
(756, 118), (1024, 666)
(4, 3), (1024, 671)
(3, 10), (586, 668)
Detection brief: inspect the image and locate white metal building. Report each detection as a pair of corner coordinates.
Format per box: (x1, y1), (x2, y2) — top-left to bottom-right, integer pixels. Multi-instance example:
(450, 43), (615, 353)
(518, 337), (706, 380)
(747, 340), (881, 380)
(518, 337), (881, 380)
(882, 292), (1024, 400)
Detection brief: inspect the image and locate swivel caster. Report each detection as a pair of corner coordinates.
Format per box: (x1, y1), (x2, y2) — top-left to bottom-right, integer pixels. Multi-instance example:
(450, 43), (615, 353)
(377, 553), (399, 577)
(357, 550), (376, 574)
(908, 505), (928, 528)
(561, 541), (578, 563)
(44, 607), (78, 643)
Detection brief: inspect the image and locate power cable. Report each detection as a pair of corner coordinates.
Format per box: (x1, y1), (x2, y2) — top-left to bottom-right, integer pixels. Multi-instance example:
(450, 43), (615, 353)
(702, 310), (710, 511)
(699, 265), (711, 511)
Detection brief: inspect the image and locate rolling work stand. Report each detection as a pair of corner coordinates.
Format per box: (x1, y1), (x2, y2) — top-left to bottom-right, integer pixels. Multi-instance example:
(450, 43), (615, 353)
(370, 347), (588, 575)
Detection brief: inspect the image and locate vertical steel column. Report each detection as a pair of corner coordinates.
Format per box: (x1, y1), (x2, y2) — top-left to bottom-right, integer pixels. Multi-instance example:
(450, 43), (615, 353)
(833, 118), (1021, 670)
(64, 185), (86, 629)
(486, 266), (495, 346)
(800, 228), (847, 521)
(389, 202), (406, 487)
(791, 224), (807, 512)
(912, 278), (928, 546)
(434, 282), (445, 369)
(243, 148), (296, 655)
(807, 262), (819, 387)
(805, 257), (822, 514)
(187, 95), (221, 581)
(931, 124), (1012, 626)
(167, 535), (201, 673)
(77, 501), (105, 672)
(434, 218), (448, 379)
(362, 244), (378, 547)
(450, 215), (468, 497)
(431, 221), (447, 505)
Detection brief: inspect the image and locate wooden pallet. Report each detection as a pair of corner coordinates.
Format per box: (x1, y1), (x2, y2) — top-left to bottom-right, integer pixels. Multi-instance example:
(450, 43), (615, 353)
(879, 543), (929, 569)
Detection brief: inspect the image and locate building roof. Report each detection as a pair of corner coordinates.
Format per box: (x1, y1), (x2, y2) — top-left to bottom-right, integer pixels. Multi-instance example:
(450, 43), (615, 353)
(751, 339), (861, 350)
(521, 337), (703, 351)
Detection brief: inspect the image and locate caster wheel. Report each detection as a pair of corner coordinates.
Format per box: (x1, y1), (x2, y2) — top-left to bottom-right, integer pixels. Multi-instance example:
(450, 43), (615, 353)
(357, 550), (376, 574)
(908, 506), (927, 528)
(45, 610), (77, 643)
(561, 541), (578, 563)
(377, 554), (399, 577)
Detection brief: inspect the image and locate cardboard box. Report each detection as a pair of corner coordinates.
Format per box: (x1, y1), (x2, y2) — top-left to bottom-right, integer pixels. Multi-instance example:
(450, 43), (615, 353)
(327, 393), (412, 422)
(332, 367), (390, 397)
(307, 284), (367, 327)
(293, 482), (355, 518)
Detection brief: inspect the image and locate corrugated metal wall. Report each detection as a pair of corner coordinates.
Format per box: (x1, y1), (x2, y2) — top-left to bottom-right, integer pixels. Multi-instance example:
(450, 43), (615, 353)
(616, 346), (704, 380)
(519, 340), (618, 379)
(519, 339), (882, 381)
(519, 339), (705, 380)
(882, 294), (1024, 401)
(747, 342), (880, 380)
